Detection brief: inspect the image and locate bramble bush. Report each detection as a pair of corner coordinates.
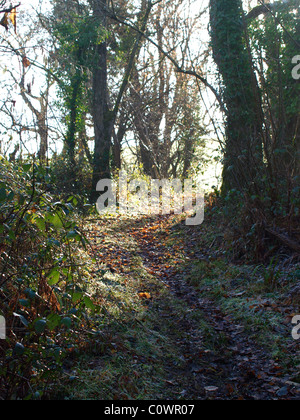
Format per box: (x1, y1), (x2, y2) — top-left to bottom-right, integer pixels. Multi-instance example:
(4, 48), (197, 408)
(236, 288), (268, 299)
(0, 157), (99, 399)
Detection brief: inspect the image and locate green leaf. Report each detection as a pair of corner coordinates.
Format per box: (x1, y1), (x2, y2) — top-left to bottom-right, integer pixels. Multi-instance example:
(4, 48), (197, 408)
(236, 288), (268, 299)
(14, 342), (25, 356)
(61, 317), (72, 329)
(19, 299), (30, 308)
(47, 314), (61, 331)
(71, 291), (83, 303)
(0, 188), (6, 202)
(8, 229), (16, 241)
(25, 288), (39, 300)
(66, 230), (78, 239)
(34, 217), (46, 232)
(6, 191), (14, 202)
(47, 238), (60, 247)
(84, 295), (96, 311)
(13, 312), (29, 327)
(23, 163), (32, 173)
(48, 213), (63, 229)
(34, 319), (47, 334)
(47, 268), (60, 286)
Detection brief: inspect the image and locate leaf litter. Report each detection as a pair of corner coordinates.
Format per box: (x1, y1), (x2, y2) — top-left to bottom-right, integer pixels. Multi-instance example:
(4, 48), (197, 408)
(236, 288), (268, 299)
(71, 214), (300, 400)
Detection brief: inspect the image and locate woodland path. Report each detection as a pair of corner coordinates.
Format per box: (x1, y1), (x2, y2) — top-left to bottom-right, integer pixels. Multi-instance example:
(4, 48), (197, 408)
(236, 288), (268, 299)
(85, 215), (299, 400)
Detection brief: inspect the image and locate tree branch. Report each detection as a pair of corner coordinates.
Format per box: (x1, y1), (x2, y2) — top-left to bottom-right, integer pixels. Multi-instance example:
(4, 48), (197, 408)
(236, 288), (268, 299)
(112, 0), (153, 120)
(109, 10), (225, 114)
(0, 3), (20, 14)
(246, 0), (300, 49)
(245, 3), (277, 21)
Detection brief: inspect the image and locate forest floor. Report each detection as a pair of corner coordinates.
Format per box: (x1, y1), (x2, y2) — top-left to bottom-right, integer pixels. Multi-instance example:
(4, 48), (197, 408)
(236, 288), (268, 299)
(59, 213), (300, 400)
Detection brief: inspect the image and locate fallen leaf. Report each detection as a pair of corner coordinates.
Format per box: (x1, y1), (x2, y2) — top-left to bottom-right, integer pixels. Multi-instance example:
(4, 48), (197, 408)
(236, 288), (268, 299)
(165, 380), (176, 386)
(204, 386), (219, 392)
(226, 384), (235, 395)
(138, 292), (151, 299)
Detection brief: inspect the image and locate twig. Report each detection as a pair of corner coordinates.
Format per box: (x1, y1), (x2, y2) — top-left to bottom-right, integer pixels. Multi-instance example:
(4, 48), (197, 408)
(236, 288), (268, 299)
(0, 3), (20, 14)
(266, 227), (300, 254)
(109, 11), (225, 113)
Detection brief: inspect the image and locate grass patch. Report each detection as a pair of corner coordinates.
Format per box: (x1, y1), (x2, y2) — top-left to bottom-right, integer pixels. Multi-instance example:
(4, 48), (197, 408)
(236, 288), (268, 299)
(184, 257), (299, 371)
(54, 216), (203, 400)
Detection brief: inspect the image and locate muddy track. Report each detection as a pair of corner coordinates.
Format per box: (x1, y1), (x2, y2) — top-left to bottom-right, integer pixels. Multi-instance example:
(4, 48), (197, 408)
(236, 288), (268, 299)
(128, 217), (299, 400)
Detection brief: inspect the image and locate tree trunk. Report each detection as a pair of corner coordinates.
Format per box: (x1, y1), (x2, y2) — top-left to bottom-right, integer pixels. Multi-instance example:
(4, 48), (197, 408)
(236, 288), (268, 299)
(37, 112), (48, 164)
(90, 0), (113, 202)
(65, 66), (82, 168)
(112, 111), (127, 171)
(90, 0), (152, 201)
(210, 0), (264, 194)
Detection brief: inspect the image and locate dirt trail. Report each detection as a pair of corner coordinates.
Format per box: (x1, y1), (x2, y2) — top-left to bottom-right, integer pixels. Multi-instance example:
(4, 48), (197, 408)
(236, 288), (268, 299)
(86, 215), (299, 400)
(125, 216), (299, 400)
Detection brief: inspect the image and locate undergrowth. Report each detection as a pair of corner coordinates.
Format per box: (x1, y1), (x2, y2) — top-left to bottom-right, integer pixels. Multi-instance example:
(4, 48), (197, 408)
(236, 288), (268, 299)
(181, 198), (300, 378)
(0, 158), (100, 399)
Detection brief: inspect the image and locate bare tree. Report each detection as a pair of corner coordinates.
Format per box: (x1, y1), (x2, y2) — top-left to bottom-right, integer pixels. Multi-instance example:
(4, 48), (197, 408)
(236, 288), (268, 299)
(127, 0), (206, 178)
(0, 5), (58, 162)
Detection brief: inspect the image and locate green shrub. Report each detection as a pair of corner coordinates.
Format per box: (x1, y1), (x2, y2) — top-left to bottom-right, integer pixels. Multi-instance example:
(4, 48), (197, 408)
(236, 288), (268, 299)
(0, 158), (98, 399)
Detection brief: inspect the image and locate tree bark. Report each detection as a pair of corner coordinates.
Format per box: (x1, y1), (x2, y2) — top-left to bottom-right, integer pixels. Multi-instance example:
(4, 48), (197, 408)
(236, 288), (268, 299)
(19, 69), (50, 163)
(210, 0), (264, 194)
(90, 0), (153, 202)
(90, 0), (113, 202)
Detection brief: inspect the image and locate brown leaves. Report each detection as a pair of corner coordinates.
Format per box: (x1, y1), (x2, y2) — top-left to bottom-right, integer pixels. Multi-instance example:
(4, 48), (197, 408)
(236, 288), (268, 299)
(22, 56), (31, 68)
(9, 8), (17, 32)
(0, 8), (17, 33)
(138, 292), (151, 300)
(0, 12), (8, 30)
